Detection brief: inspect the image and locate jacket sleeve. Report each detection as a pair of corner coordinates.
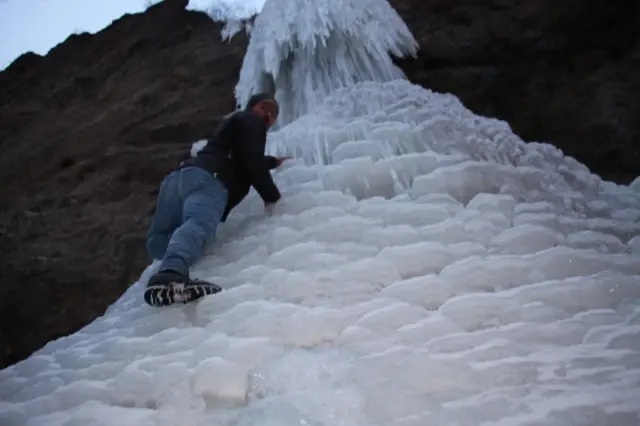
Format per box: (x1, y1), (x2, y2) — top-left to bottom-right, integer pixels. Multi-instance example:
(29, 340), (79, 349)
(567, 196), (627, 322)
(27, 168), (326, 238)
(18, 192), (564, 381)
(265, 155), (279, 169)
(233, 113), (281, 203)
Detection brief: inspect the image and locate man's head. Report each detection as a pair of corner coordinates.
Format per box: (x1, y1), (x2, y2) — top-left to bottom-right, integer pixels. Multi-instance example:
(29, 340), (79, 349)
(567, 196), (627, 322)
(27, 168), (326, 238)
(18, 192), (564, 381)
(246, 93), (279, 127)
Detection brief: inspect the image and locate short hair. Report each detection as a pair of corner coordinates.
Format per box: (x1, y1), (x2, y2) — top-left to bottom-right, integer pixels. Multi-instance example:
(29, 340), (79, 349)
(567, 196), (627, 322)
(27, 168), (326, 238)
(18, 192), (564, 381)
(245, 93), (279, 113)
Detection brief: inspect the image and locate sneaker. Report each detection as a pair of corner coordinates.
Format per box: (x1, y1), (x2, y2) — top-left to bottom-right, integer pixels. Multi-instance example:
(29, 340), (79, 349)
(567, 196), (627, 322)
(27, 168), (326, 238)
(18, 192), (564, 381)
(144, 269), (222, 307)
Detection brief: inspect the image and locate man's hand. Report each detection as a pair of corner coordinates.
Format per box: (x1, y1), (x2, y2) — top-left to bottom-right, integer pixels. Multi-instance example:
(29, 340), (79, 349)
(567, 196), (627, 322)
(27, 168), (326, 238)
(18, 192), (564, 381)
(273, 156), (293, 167)
(264, 157), (290, 215)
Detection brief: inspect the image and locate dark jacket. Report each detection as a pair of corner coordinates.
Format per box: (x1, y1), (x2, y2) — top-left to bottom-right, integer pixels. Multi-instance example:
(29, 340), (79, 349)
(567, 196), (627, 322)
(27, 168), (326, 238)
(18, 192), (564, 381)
(181, 109), (281, 222)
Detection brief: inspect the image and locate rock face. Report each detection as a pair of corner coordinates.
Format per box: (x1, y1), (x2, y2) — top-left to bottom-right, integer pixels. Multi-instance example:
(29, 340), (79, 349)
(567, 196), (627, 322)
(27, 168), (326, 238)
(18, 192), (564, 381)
(0, 0), (638, 368)
(0, 0), (247, 368)
(391, 0), (640, 183)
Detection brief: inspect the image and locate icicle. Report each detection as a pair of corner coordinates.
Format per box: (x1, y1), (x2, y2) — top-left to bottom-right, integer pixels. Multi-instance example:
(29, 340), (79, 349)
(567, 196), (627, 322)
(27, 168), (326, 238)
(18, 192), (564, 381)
(188, 0), (262, 42)
(234, 0), (419, 127)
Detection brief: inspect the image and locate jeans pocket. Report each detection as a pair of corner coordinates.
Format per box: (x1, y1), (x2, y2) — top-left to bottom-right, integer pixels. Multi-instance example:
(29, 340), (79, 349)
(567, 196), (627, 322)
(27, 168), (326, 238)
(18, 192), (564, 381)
(180, 167), (210, 194)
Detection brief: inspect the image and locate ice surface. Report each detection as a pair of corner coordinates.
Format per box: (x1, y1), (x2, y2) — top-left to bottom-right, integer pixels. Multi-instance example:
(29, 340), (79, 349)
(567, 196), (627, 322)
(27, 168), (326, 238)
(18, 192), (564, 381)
(186, 0), (261, 40)
(234, 0), (418, 126)
(2, 79), (640, 426)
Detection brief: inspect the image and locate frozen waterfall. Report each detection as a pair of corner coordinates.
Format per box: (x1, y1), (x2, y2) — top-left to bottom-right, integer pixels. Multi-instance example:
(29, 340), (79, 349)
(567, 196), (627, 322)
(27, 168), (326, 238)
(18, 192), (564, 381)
(233, 0), (419, 127)
(3, 76), (640, 426)
(1, 1), (639, 426)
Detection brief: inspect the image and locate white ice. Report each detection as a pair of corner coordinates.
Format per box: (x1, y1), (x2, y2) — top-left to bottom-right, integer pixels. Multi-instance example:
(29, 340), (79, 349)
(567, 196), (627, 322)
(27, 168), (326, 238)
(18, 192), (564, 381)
(2, 78), (639, 426)
(2, 0), (640, 424)
(233, 0), (418, 126)
(187, 0), (264, 21)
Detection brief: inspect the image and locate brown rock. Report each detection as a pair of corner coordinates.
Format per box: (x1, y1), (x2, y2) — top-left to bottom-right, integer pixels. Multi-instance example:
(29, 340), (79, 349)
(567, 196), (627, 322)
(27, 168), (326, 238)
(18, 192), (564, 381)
(391, 0), (640, 183)
(0, 1), (247, 368)
(1, 0), (638, 369)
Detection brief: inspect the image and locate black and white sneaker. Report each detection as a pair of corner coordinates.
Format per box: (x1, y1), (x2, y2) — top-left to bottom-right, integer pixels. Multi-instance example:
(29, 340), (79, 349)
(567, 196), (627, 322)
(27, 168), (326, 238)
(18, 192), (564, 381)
(144, 269), (222, 307)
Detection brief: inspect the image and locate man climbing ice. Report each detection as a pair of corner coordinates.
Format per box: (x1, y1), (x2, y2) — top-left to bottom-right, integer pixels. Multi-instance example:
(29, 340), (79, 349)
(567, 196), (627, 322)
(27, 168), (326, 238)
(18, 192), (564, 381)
(143, 93), (290, 307)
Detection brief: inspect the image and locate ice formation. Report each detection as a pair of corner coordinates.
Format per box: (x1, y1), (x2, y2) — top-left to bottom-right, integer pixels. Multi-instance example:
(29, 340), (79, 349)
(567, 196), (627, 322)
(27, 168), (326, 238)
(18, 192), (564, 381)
(187, 0), (263, 21)
(2, 78), (640, 426)
(2, 1), (640, 425)
(187, 0), (261, 41)
(233, 0), (419, 127)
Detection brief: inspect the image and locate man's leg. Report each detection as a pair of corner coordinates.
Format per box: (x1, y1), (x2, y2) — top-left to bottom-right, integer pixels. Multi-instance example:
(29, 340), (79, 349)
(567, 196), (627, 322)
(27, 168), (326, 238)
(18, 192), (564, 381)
(146, 172), (181, 261)
(145, 168), (228, 307)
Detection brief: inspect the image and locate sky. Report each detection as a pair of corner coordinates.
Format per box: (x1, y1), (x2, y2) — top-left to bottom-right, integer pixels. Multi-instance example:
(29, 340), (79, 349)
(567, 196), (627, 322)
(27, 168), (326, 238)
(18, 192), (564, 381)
(0, 0), (264, 71)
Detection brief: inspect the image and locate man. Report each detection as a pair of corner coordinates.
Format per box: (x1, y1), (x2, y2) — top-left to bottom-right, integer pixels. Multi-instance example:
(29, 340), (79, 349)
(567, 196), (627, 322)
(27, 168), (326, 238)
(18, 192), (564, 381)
(143, 93), (290, 307)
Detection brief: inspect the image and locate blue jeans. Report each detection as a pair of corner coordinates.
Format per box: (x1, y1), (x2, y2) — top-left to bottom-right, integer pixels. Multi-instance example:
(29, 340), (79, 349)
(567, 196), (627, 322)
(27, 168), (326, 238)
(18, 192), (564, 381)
(146, 166), (228, 277)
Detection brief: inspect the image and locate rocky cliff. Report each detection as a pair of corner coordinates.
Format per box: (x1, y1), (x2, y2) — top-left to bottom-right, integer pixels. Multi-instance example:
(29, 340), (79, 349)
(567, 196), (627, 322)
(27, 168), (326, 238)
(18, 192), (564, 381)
(394, 0), (639, 183)
(0, 0), (637, 368)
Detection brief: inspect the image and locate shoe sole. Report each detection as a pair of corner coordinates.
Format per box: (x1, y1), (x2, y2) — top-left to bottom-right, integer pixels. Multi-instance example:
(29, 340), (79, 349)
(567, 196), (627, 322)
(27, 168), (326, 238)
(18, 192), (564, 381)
(144, 281), (222, 307)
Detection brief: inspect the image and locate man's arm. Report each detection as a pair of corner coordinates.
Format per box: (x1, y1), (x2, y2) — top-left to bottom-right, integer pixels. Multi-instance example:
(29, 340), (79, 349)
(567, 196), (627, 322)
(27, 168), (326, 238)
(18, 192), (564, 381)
(265, 155), (293, 169)
(233, 113), (281, 203)
(265, 155), (279, 170)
